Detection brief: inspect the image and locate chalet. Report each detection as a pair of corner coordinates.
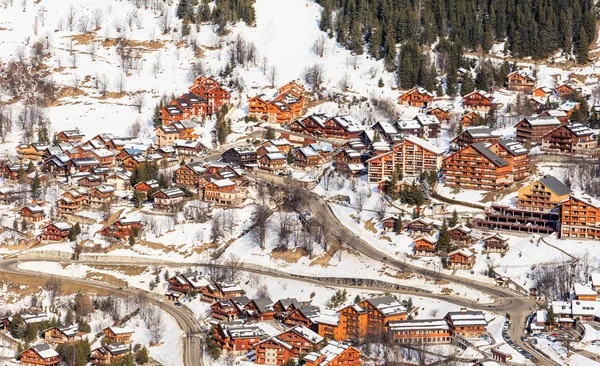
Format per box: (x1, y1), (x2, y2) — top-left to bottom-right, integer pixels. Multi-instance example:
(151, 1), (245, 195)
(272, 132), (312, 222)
(380, 216), (400, 233)
(212, 321), (265, 354)
(43, 324), (81, 344)
(447, 249), (475, 269)
(491, 348), (513, 364)
(100, 217), (142, 240)
(405, 218), (434, 236)
(248, 83), (305, 124)
(532, 86), (554, 98)
(413, 237), (437, 256)
(91, 343), (130, 366)
(257, 144), (281, 158)
(283, 305), (339, 340)
(515, 116), (562, 144)
(367, 135), (443, 186)
(489, 139), (530, 182)
(517, 175), (571, 212)
(427, 106), (451, 122)
(303, 341), (361, 366)
(529, 97), (546, 113)
(388, 319), (451, 344)
(189, 76), (231, 114)
(258, 152), (287, 173)
(444, 310), (487, 338)
(68, 158), (100, 173)
(506, 70), (536, 93)
(273, 298), (302, 318)
(0, 187), (16, 204)
(167, 273), (210, 295)
(86, 149), (115, 166)
(244, 298), (276, 321)
(288, 114), (364, 139)
(541, 122), (597, 155)
(294, 147), (321, 168)
(20, 204), (45, 223)
(560, 193), (600, 240)
(539, 109), (568, 125)
(254, 325), (324, 365)
(210, 296), (251, 321)
(174, 139), (205, 156)
(372, 121), (400, 143)
(333, 149), (363, 176)
(134, 180), (159, 198)
(221, 147), (258, 167)
(175, 161), (208, 187)
(89, 185), (115, 206)
(558, 100), (580, 117)
(414, 114), (441, 139)
(39, 222), (71, 241)
(398, 87), (434, 107)
(448, 225), (472, 245)
(571, 301), (598, 323)
(395, 119), (423, 138)
(340, 296), (407, 341)
(20, 344), (60, 366)
(201, 282), (246, 303)
(3, 164), (23, 179)
(103, 324), (134, 344)
(17, 142), (50, 163)
(462, 90), (501, 112)
(202, 178), (248, 207)
(451, 127), (501, 150)
(573, 284), (598, 301)
(153, 187), (185, 210)
(555, 83), (575, 98)
(78, 175), (103, 188)
(483, 233), (509, 253)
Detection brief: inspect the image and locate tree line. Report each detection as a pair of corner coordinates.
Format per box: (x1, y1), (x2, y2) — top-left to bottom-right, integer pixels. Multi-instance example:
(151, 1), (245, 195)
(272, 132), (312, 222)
(316, 0), (596, 63)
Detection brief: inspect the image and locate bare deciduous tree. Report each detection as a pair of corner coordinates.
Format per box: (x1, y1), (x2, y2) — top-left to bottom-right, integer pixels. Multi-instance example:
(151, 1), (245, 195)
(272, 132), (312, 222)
(302, 64), (325, 91)
(224, 254), (242, 283)
(116, 74), (126, 94)
(66, 5), (76, 31)
(312, 34), (326, 57)
(355, 189), (367, 213)
(78, 15), (90, 34)
(132, 93), (146, 113)
(158, 13), (171, 33)
(337, 73), (351, 91)
(251, 204), (272, 249)
(44, 277), (62, 304)
(127, 119), (142, 137)
(88, 42), (97, 60)
(71, 74), (81, 90)
(268, 65), (278, 87)
(0, 105), (13, 143)
(92, 8), (104, 30)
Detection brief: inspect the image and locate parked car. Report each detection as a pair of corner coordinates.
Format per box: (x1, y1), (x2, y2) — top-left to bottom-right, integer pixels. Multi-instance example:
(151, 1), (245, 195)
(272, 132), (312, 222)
(174, 302), (182, 307)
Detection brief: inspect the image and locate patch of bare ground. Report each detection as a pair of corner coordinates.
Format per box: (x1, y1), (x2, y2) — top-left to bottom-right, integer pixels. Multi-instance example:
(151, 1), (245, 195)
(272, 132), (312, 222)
(435, 279), (450, 285)
(71, 33), (97, 45)
(92, 91), (127, 100)
(380, 269), (409, 280)
(84, 272), (128, 287)
(87, 265), (147, 276)
(441, 287), (453, 295)
(101, 38), (165, 52)
(270, 247), (307, 263)
(310, 242), (343, 267)
(56, 86), (87, 100)
(364, 219), (377, 234)
(379, 235), (391, 242)
(136, 240), (176, 254)
(0, 27), (10, 31)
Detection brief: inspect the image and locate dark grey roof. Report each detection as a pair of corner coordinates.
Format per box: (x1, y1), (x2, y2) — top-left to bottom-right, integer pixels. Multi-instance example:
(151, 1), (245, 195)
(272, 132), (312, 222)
(465, 127), (497, 137)
(471, 143), (508, 167)
(298, 305), (320, 318)
(278, 298), (300, 310)
(252, 297), (274, 313)
(540, 175), (571, 196)
(496, 139), (528, 156)
(230, 296), (251, 308)
(367, 295), (397, 307)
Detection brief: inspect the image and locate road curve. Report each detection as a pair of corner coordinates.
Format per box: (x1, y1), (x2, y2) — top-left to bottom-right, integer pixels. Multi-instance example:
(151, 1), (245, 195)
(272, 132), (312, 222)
(0, 259), (203, 366)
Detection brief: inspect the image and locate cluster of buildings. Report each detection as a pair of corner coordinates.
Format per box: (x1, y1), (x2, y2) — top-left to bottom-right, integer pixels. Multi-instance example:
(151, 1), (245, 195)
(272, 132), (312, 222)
(248, 81), (306, 124)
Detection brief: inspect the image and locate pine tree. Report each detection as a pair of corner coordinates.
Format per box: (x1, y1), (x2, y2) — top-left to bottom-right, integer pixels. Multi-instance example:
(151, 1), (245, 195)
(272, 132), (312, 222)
(30, 172), (41, 201)
(395, 215), (403, 233)
(446, 67), (458, 96)
(436, 83), (444, 97)
(486, 108), (497, 128)
(449, 209), (458, 227)
(576, 26), (589, 64)
(460, 71), (474, 96)
(546, 307), (556, 326)
(319, 8), (332, 33)
(411, 208), (418, 219)
(164, 270), (170, 281)
(387, 170), (398, 199)
(129, 231), (136, 246)
(437, 218), (451, 252)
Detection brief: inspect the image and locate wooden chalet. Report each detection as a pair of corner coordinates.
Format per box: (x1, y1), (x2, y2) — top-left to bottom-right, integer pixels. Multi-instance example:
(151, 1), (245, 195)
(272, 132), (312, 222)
(174, 139), (205, 156)
(388, 319), (451, 344)
(258, 152), (287, 173)
(254, 325), (324, 365)
(293, 147), (322, 168)
(303, 341), (361, 366)
(85, 149), (115, 166)
(405, 217), (434, 236)
(221, 147), (258, 167)
(189, 75), (231, 114)
(447, 249), (475, 269)
(200, 282), (246, 303)
(17, 142), (50, 163)
(532, 86), (554, 98)
(210, 296), (251, 321)
(288, 114), (364, 139)
(541, 122), (597, 155)
(555, 83), (575, 98)
(333, 149), (364, 176)
(398, 87), (434, 107)
(175, 161), (208, 187)
(427, 106), (451, 122)
(273, 298), (302, 318)
(43, 324), (82, 344)
(3, 164), (22, 179)
(249, 82), (305, 124)
(462, 90), (501, 112)
(91, 343), (130, 366)
(483, 233), (509, 253)
(78, 175), (103, 188)
(517, 175), (571, 212)
(134, 180), (159, 198)
(444, 310), (487, 338)
(413, 237), (437, 256)
(58, 188), (89, 215)
(202, 178), (248, 207)
(89, 185), (115, 207)
(243, 298), (276, 321)
(491, 348), (513, 364)
(103, 325), (134, 344)
(153, 187), (185, 210)
(451, 127), (501, 150)
(56, 129), (85, 144)
(167, 273), (210, 295)
(68, 158), (101, 174)
(448, 225), (472, 245)
(20, 204), (45, 223)
(39, 222), (71, 241)
(212, 321), (265, 355)
(506, 71), (536, 93)
(20, 344), (60, 366)
(100, 217), (142, 240)
(515, 116), (562, 144)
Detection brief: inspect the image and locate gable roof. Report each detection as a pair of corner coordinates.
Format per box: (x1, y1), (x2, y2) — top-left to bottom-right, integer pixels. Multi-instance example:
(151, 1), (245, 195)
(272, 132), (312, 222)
(471, 143), (508, 167)
(539, 175), (571, 196)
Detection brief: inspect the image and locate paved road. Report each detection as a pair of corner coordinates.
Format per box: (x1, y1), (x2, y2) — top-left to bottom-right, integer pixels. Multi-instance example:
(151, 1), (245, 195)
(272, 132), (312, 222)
(0, 259), (203, 366)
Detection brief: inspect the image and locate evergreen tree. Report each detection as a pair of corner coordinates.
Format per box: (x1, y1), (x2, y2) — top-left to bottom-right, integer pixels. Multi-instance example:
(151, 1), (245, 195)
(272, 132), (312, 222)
(265, 127), (276, 140)
(411, 208), (418, 219)
(387, 170), (398, 200)
(437, 218), (451, 252)
(129, 231), (136, 246)
(486, 108), (498, 128)
(17, 165), (25, 182)
(436, 83), (444, 97)
(546, 307), (556, 326)
(446, 67), (458, 96)
(576, 26), (589, 64)
(136, 347), (149, 364)
(286, 149), (295, 164)
(164, 270), (170, 281)
(30, 172), (41, 201)
(319, 8), (332, 33)
(460, 72), (475, 96)
(449, 209), (459, 227)
(395, 215), (403, 233)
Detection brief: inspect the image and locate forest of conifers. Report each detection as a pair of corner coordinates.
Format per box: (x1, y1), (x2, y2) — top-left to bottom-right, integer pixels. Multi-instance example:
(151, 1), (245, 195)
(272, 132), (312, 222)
(316, 0), (597, 63)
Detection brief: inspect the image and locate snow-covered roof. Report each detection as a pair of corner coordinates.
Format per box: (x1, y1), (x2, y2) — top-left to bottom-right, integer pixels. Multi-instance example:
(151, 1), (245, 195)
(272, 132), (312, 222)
(375, 121), (398, 135)
(347, 163), (365, 172)
(404, 135), (444, 155)
(574, 283), (597, 296)
(524, 116), (561, 127)
(52, 222), (72, 231)
(108, 324), (134, 335)
(592, 273), (600, 288)
(446, 310), (486, 326)
(550, 301), (571, 315)
(414, 114), (440, 126)
(156, 187), (185, 198)
(212, 178), (235, 188)
(331, 115), (362, 132)
(298, 147), (320, 157)
(396, 119), (422, 130)
(291, 325), (324, 343)
(572, 300), (600, 316)
(449, 224), (472, 233)
(448, 248), (474, 258)
(565, 122), (594, 137)
(543, 110), (568, 118)
(270, 138), (291, 146)
(558, 101), (580, 112)
(265, 152), (286, 160)
(366, 296), (407, 316)
(92, 149), (115, 158)
(389, 319), (449, 331)
(261, 145), (280, 154)
(105, 342), (129, 355)
(28, 343), (59, 358)
(305, 341), (352, 364)
(95, 185), (115, 194)
(570, 193), (600, 209)
(465, 126), (502, 138)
